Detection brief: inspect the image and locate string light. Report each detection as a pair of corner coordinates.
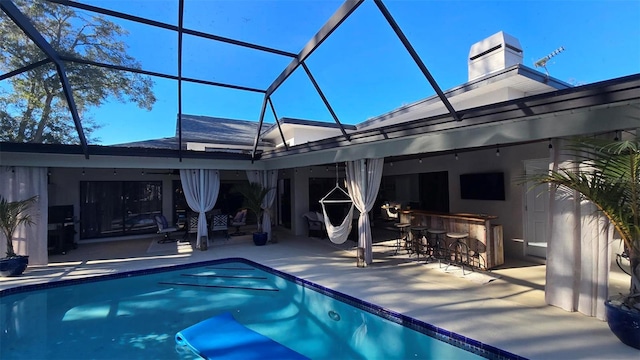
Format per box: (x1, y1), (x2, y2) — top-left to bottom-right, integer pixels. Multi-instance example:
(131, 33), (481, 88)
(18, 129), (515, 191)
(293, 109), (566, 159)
(548, 139), (553, 150)
(418, 158), (422, 164)
(455, 152), (459, 160)
(82, 168), (85, 176)
(113, 168), (117, 176)
(495, 144), (500, 157)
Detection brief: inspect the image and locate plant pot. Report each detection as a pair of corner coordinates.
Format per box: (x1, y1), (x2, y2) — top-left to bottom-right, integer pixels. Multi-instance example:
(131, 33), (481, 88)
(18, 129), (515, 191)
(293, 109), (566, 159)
(605, 299), (640, 349)
(0, 255), (29, 277)
(252, 232), (268, 246)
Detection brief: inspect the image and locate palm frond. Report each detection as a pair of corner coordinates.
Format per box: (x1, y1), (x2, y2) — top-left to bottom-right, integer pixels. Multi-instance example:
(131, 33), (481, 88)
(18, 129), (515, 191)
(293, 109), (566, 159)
(0, 195), (38, 257)
(232, 182), (273, 232)
(527, 136), (640, 254)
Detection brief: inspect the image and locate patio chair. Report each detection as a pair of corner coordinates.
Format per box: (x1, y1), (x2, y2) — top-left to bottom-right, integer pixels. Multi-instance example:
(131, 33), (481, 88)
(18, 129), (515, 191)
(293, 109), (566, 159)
(229, 209), (247, 236)
(155, 214), (179, 244)
(183, 213), (198, 241)
(211, 213), (230, 240)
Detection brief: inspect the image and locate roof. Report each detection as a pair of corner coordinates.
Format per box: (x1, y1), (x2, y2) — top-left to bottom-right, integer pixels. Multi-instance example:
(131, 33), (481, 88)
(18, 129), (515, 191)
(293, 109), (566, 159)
(177, 114), (273, 147)
(114, 114), (274, 150)
(357, 64), (572, 130)
(122, 63), (570, 150)
(268, 117), (357, 131)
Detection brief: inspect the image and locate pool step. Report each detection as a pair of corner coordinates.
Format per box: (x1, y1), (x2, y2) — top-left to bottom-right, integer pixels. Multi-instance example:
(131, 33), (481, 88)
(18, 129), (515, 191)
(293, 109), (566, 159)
(158, 281), (279, 292)
(180, 274), (268, 280)
(204, 266), (256, 271)
(160, 267), (279, 292)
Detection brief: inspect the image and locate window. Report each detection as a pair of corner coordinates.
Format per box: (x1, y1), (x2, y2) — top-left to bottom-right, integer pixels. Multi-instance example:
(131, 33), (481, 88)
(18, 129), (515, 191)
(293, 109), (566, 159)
(80, 181), (162, 239)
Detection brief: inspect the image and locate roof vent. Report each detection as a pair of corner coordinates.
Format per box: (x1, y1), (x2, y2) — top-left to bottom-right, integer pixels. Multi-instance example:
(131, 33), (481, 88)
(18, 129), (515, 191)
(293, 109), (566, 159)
(468, 31), (523, 81)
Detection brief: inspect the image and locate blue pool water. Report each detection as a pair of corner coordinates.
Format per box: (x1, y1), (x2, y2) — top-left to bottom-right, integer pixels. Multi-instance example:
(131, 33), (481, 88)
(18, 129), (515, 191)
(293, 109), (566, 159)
(0, 258), (523, 359)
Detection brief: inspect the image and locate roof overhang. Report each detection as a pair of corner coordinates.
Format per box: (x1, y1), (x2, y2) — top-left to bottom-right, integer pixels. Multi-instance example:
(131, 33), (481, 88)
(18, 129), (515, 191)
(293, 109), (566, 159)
(357, 64), (571, 130)
(258, 73), (640, 169)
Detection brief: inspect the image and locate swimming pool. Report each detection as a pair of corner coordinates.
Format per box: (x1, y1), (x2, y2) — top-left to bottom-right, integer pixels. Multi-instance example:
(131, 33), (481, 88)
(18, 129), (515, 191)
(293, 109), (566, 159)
(0, 258), (523, 359)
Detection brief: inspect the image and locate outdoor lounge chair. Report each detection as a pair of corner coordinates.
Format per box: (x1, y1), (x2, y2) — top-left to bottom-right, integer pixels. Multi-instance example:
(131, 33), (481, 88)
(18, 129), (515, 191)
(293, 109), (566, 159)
(155, 214), (179, 244)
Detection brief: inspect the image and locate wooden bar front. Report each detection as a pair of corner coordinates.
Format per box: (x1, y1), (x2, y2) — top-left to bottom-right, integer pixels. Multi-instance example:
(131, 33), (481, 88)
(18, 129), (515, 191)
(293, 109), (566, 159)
(399, 210), (504, 269)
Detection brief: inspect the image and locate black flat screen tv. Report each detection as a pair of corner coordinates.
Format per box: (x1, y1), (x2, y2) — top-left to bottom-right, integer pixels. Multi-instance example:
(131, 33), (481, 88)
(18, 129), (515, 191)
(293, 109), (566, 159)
(459, 172), (505, 200)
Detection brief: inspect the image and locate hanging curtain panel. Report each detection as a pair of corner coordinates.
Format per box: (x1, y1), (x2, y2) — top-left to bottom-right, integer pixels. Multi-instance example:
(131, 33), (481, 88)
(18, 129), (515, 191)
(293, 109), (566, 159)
(179, 169), (220, 248)
(245, 170), (278, 240)
(545, 139), (612, 320)
(346, 158), (384, 266)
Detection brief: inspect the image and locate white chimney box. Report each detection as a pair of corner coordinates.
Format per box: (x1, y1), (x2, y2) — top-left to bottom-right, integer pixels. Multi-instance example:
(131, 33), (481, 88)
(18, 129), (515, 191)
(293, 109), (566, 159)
(468, 31), (523, 81)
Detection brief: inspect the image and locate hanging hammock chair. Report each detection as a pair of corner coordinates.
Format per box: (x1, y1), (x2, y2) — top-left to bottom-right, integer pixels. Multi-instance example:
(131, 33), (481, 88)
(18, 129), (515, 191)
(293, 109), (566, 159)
(319, 166), (354, 245)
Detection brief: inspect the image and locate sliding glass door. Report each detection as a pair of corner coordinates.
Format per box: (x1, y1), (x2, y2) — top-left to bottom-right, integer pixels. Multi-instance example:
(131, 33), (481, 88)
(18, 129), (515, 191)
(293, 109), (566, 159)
(80, 181), (162, 239)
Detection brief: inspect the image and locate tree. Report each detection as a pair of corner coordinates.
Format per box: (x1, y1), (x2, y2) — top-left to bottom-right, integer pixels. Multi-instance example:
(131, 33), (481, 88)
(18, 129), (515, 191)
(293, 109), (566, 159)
(0, 0), (155, 144)
(233, 182), (273, 233)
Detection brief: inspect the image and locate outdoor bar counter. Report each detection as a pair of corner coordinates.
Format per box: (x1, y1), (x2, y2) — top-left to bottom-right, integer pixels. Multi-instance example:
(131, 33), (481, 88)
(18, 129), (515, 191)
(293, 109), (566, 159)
(399, 210), (504, 269)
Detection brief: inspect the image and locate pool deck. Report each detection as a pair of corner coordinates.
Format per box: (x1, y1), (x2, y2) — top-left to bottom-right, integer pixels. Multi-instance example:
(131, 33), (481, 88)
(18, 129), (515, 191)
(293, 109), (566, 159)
(1, 229), (637, 359)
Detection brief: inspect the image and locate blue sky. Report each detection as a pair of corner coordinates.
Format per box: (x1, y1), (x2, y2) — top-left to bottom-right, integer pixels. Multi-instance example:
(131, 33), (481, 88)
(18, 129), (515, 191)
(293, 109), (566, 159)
(60, 1), (640, 145)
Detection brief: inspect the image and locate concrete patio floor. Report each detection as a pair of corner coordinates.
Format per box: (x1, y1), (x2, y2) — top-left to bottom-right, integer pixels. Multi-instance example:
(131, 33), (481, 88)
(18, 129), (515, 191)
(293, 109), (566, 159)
(1, 228), (637, 359)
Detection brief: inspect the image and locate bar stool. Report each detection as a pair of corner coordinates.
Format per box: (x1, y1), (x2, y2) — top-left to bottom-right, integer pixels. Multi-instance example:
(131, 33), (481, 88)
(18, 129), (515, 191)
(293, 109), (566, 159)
(446, 232), (471, 274)
(426, 229), (447, 264)
(394, 223), (411, 255)
(411, 226), (428, 259)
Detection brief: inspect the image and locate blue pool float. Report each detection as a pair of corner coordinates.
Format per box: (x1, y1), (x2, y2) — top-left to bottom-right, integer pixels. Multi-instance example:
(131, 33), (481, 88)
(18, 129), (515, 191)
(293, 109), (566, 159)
(175, 312), (307, 359)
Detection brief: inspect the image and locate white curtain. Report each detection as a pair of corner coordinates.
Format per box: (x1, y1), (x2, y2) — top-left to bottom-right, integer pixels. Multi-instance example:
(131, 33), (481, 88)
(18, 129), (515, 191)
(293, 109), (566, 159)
(179, 169), (220, 248)
(545, 139), (612, 320)
(246, 170), (278, 240)
(346, 158), (384, 266)
(0, 167), (48, 265)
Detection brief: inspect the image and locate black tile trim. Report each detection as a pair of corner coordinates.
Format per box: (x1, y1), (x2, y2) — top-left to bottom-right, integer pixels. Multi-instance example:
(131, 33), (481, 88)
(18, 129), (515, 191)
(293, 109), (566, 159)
(0, 258), (527, 360)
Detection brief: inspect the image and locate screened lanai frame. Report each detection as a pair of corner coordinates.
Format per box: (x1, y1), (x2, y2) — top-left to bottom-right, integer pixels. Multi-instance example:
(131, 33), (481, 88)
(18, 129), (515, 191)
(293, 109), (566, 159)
(0, 0), (459, 160)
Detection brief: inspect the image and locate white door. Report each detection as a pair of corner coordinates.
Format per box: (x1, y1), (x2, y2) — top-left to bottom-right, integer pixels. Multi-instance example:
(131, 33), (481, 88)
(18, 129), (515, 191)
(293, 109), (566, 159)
(523, 159), (550, 258)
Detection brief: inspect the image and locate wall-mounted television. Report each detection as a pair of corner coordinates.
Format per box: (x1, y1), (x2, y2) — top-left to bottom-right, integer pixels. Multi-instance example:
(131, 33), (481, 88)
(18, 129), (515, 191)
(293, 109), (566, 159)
(459, 172), (505, 200)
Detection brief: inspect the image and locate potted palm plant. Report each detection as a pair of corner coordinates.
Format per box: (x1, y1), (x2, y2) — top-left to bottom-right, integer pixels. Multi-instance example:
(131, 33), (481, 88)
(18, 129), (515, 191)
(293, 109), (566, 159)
(527, 136), (639, 349)
(233, 182), (273, 246)
(0, 195), (38, 277)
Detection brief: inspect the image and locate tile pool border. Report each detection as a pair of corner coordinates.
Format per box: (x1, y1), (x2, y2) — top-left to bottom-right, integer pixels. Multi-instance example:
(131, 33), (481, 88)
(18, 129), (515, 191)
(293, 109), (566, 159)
(0, 257), (526, 360)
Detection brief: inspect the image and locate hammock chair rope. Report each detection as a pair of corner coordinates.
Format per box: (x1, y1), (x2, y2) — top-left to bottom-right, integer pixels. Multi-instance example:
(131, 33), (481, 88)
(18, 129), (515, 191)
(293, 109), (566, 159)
(318, 164), (354, 244)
